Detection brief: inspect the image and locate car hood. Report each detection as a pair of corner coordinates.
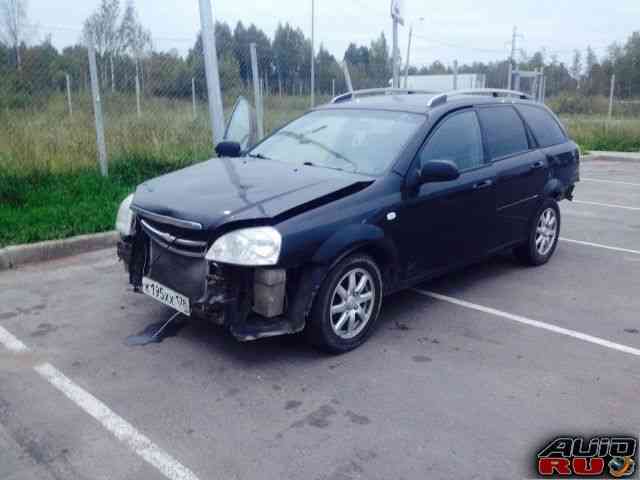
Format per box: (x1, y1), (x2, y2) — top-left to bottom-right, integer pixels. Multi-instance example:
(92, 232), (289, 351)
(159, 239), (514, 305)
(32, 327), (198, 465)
(132, 157), (373, 231)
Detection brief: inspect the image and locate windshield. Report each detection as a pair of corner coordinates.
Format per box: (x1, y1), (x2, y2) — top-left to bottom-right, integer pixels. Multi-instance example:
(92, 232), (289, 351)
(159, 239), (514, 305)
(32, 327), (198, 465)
(248, 109), (425, 176)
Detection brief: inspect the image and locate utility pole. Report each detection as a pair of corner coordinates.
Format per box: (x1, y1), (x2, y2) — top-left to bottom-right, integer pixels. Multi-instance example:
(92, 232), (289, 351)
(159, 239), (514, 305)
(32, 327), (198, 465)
(390, 0), (404, 88)
(198, 0), (226, 146)
(310, 0), (315, 107)
(403, 25), (413, 89)
(508, 26), (517, 90)
(392, 19), (399, 88)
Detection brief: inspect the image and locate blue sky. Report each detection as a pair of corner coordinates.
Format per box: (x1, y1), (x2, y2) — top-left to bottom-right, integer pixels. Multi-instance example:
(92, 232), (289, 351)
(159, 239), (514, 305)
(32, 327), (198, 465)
(28, 0), (640, 67)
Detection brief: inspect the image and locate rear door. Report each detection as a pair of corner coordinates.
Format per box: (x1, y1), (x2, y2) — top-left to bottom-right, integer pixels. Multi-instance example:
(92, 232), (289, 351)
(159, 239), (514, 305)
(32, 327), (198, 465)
(516, 104), (580, 190)
(396, 108), (497, 277)
(477, 105), (547, 250)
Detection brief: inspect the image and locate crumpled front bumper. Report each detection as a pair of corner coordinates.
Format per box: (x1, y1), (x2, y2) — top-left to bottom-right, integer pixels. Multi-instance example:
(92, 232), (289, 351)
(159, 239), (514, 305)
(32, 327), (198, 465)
(117, 233), (315, 341)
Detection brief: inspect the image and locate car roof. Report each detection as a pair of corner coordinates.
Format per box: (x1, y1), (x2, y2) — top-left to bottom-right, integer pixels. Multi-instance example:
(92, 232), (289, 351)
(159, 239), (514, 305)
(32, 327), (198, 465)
(314, 92), (543, 115)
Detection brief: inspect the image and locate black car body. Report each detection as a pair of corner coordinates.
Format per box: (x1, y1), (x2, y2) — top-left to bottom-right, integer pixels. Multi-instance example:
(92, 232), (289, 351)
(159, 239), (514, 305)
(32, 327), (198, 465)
(117, 89), (580, 352)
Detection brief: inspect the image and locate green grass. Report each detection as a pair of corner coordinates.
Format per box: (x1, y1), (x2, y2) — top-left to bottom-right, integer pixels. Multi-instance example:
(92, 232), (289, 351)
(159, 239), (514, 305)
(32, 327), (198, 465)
(560, 115), (640, 152)
(0, 152), (203, 247)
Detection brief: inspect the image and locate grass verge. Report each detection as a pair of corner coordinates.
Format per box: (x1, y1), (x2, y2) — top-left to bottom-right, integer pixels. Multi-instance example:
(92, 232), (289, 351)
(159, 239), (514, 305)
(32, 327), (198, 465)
(0, 152), (198, 248)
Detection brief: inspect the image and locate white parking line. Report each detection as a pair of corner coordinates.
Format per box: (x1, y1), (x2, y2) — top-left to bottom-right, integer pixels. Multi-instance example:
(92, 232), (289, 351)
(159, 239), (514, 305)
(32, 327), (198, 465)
(573, 200), (640, 211)
(412, 289), (640, 358)
(35, 363), (200, 480)
(0, 326), (201, 480)
(582, 178), (640, 187)
(560, 237), (640, 256)
(0, 325), (29, 353)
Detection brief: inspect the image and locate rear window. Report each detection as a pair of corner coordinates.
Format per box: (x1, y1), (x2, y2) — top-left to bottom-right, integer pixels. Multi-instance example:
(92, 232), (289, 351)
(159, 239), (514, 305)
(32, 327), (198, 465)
(477, 106), (530, 160)
(517, 104), (567, 148)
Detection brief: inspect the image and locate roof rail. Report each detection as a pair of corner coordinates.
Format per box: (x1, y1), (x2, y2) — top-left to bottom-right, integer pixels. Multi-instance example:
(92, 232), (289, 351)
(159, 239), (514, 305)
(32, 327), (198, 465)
(427, 89), (533, 108)
(331, 88), (439, 104)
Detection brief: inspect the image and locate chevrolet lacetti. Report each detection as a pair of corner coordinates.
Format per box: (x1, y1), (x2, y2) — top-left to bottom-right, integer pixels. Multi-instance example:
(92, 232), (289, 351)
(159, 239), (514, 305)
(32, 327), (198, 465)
(116, 88), (580, 353)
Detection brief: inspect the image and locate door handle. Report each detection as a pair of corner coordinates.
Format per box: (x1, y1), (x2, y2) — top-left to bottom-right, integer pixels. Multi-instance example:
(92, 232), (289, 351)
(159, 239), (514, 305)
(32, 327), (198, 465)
(473, 179), (494, 190)
(530, 160), (545, 170)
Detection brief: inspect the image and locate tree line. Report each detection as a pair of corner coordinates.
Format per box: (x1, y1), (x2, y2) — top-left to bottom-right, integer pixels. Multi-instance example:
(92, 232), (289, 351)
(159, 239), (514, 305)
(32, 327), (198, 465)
(1, 0), (640, 111)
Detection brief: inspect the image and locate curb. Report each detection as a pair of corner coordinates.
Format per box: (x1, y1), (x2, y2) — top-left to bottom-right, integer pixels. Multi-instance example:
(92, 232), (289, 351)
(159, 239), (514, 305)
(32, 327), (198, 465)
(584, 151), (640, 162)
(0, 231), (119, 271)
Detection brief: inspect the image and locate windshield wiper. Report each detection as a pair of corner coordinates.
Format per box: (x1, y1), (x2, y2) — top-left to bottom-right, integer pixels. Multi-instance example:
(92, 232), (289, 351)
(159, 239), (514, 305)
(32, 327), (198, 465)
(247, 152), (272, 160)
(302, 161), (346, 172)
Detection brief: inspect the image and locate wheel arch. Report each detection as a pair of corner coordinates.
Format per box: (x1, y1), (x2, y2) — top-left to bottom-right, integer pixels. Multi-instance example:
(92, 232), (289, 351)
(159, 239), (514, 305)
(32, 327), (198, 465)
(543, 178), (565, 201)
(311, 223), (400, 293)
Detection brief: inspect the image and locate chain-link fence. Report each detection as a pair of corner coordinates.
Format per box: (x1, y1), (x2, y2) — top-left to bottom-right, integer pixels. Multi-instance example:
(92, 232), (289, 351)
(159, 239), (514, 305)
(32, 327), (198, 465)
(2, 1), (640, 177)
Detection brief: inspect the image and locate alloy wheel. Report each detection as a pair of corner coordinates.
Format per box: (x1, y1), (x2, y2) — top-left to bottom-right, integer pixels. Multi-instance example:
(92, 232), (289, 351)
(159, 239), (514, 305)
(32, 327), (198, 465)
(535, 207), (558, 256)
(329, 267), (375, 340)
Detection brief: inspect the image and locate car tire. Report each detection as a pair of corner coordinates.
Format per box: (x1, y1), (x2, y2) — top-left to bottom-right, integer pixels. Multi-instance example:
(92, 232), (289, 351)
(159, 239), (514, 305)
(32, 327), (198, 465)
(514, 198), (561, 266)
(306, 254), (383, 354)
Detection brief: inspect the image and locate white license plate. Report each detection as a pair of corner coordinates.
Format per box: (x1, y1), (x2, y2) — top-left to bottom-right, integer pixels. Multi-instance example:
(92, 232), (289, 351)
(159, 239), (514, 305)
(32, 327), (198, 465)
(141, 277), (190, 316)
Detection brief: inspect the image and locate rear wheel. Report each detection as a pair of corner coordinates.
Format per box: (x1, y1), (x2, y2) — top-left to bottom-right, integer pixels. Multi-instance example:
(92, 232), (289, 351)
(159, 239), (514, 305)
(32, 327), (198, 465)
(306, 254), (382, 353)
(514, 199), (561, 266)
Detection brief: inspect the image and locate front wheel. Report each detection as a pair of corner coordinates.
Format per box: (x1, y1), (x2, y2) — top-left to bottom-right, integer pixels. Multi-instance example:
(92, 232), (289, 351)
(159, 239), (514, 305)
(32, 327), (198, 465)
(514, 199), (561, 266)
(306, 254), (383, 354)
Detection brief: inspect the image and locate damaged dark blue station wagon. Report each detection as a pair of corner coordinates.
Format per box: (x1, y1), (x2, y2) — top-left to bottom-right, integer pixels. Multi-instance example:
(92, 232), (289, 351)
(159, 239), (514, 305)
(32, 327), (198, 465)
(116, 88), (580, 353)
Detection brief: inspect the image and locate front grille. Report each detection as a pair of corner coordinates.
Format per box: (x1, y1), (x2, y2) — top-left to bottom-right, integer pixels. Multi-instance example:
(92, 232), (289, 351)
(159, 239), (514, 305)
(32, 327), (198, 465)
(140, 219), (208, 258)
(147, 240), (208, 300)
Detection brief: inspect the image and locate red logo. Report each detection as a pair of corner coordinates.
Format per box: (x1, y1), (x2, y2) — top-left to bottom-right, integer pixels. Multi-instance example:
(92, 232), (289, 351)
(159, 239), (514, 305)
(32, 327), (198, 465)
(537, 436), (637, 478)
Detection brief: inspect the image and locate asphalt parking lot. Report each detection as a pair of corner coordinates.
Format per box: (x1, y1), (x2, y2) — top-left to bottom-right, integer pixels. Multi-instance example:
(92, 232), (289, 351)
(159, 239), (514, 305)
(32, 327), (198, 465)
(1, 155), (639, 480)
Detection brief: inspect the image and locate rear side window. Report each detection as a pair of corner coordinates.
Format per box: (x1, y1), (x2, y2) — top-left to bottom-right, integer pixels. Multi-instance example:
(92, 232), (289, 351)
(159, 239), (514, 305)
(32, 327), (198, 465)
(477, 106), (530, 160)
(419, 110), (484, 171)
(517, 105), (567, 147)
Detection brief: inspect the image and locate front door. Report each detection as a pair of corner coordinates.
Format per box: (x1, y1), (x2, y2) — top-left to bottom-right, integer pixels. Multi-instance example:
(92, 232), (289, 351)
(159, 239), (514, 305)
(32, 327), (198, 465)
(395, 109), (496, 279)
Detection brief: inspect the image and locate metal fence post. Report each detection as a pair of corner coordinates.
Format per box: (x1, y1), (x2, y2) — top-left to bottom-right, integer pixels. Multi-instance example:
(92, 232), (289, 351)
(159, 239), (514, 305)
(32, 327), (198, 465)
(332, 78), (335, 97)
(310, 0), (315, 107)
(192, 78), (197, 119)
(250, 43), (265, 140)
(453, 60), (458, 90)
(65, 73), (73, 117)
(392, 17), (399, 88)
(608, 74), (616, 120)
(88, 41), (108, 177)
(198, 0), (226, 146)
(403, 26), (412, 89)
(135, 72), (142, 118)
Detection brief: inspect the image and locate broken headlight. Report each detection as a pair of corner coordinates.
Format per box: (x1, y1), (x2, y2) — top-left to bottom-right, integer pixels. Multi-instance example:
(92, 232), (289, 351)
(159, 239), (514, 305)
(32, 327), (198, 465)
(206, 227), (281, 266)
(115, 194), (135, 237)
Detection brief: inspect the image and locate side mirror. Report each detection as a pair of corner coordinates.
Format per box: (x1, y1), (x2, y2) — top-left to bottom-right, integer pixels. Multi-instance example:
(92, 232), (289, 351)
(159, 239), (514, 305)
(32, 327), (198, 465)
(215, 141), (242, 158)
(419, 160), (460, 183)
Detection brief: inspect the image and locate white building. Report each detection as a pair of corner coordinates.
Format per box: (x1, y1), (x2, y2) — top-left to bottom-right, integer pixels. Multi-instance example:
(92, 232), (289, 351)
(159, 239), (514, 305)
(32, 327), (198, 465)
(390, 74), (487, 92)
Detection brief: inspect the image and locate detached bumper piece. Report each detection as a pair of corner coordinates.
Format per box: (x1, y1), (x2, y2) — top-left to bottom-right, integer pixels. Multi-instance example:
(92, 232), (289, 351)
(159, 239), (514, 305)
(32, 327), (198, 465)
(118, 221), (309, 341)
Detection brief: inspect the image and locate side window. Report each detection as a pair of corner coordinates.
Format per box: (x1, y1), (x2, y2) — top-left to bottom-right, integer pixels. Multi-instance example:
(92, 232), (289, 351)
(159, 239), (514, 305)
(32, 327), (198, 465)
(419, 110), (484, 171)
(477, 106), (529, 160)
(517, 104), (567, 148)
